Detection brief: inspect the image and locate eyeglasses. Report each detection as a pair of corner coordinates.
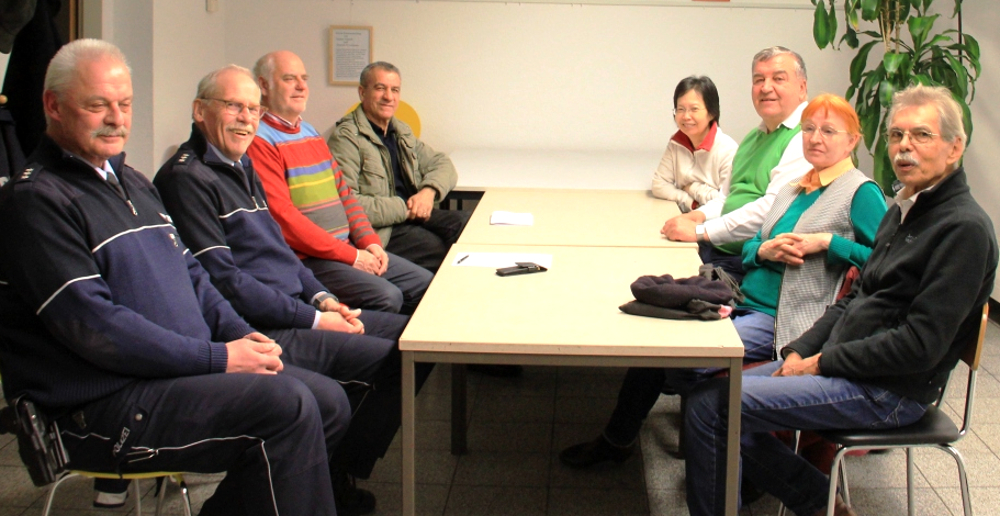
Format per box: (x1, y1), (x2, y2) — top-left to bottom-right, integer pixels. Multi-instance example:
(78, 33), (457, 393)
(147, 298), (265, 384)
(673, 106), (703, 117)
(886, 128), (938, 145)
(202, 98), (265, 118)
(801, 123), (849, 139)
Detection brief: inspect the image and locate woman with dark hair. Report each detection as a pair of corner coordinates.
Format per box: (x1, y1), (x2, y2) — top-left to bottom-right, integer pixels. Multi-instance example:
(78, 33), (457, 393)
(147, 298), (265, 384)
(652, 76), (738, 213)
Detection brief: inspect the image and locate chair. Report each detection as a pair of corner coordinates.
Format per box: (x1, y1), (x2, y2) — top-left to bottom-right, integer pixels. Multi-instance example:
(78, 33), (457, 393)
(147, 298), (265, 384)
(788, 303), (989, 516)
(42, 471), (192, 516)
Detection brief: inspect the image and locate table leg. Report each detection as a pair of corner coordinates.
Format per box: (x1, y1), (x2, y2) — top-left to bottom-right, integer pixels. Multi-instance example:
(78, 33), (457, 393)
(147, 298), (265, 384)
(725, 357), (742, 516)
(402, 352), (416, 516)
(451, 364), (468, 455)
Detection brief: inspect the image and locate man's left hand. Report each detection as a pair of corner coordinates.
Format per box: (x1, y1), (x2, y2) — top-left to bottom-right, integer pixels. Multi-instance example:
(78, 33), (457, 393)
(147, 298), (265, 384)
(661, 215), (699, 242)
(406, 188), (436, 221)
(318, 298), (362, 322)
(773, 352), (822, 377)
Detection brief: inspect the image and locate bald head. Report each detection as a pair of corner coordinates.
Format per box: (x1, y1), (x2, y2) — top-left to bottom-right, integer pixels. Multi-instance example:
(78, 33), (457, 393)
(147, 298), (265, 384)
(254, 50), (309, 120)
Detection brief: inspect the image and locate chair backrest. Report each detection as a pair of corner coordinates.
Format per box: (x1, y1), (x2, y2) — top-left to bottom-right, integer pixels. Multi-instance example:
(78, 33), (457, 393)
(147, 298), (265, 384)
(961, 304), (989, 371)
(345, 100), (421, 138)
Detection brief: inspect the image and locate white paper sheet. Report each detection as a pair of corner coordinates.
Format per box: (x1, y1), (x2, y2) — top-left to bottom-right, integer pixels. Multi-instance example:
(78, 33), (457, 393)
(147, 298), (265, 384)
(489, 211), (534, 226)
(452, 252), (553, 268)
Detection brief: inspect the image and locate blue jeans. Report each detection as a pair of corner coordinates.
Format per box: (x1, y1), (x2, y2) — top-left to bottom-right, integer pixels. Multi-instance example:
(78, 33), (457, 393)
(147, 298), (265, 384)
(684, 361), (928, 516)
(603, 310), (775, 446)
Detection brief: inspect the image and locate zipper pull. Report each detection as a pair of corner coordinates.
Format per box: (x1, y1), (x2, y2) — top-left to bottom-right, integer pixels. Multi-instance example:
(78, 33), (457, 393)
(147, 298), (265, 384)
(127, 199), (137, 216)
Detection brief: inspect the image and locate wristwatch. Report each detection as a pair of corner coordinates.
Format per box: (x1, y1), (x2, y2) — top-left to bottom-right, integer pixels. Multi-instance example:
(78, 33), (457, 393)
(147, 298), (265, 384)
(695, 224), (707, 243)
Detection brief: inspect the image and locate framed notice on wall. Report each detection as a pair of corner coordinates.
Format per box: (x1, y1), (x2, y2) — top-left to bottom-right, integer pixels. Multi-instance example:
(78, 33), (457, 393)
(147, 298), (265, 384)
(328, 26), (373, 86)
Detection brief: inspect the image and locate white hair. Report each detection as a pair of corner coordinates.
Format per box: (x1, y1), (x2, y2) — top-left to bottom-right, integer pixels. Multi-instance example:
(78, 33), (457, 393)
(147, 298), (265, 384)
(887, 84), (967, 143)
(44, 39), (130, 99)
(196, 64), (255, 100)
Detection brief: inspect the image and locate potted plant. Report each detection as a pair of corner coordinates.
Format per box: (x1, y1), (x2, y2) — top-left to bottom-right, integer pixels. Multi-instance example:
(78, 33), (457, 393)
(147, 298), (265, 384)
(810, 0), (979, 193)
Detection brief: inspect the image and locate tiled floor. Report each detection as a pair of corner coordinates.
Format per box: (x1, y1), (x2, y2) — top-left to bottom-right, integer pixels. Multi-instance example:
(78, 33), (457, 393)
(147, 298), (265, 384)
(3, 321), (1000, 515)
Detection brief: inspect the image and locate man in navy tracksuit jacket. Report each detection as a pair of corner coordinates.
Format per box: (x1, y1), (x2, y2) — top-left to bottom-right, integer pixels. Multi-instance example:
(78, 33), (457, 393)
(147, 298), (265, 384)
(0, 40), (347, 516)
(151, 65), (430, 515)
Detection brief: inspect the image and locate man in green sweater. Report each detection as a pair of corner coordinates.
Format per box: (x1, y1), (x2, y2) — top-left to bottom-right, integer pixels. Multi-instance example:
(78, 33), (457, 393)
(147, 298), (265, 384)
(661, 46), (813, 281)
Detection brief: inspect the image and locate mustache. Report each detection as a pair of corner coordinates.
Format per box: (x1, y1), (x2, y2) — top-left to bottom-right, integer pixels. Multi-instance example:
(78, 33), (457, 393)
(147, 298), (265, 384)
(227, 123), (255, 134)
(92, 126), (129, 138)
(894, 151), (917, 165)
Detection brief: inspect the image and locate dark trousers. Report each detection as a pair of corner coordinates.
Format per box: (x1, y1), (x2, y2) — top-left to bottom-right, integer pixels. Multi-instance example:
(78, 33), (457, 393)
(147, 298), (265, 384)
(385, 208), (470, 273)
(302, 252), (432, 315)
(697, 242), (745, 284)
(265, 310), (433, 479)
(63, 365), (349, 516)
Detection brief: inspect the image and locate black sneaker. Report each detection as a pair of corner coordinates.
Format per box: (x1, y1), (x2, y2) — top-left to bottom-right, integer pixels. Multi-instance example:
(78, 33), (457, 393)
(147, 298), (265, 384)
(559, 435), (633, 469)
(332, 472), (376, 516)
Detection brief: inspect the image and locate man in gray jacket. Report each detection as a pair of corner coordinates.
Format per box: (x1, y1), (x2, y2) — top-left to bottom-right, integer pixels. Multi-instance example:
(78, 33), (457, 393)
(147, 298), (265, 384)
(328, 62), (468, 273)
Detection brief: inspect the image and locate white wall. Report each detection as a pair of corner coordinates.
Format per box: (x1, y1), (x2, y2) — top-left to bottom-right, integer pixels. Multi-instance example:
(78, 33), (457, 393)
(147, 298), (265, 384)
(957, 3), (1000, 293)
(222, 1), (853, 156)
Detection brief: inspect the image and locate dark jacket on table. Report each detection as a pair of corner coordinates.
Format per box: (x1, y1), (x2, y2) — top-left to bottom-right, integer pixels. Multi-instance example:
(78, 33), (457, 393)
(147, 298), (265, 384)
(785, 168), (998, 404)
(0, 135), (249, 410)
(154, 125), (329, 331)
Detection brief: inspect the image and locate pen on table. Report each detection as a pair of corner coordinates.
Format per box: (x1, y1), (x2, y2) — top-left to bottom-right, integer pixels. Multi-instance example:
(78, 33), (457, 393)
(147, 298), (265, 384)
(457, 254), (470, 264)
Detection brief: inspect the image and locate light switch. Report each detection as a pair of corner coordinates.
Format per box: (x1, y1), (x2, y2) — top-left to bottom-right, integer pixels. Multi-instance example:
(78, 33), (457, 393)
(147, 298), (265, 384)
(206, 0), (219, 13)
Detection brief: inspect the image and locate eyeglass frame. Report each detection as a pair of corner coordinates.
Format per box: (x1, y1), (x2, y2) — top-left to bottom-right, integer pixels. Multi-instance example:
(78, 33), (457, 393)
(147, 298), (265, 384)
(672, 106), (705, 117)
(800, 123), (851, 140)
(200, 98), (266, 118)
(885, 127), (939, 145)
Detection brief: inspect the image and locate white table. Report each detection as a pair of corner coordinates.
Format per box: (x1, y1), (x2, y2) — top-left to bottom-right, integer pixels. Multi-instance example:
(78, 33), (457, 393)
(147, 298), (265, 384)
(459, 188), (694, 248)
(400, 244), (743, 516)
(449, 148), (664, 192)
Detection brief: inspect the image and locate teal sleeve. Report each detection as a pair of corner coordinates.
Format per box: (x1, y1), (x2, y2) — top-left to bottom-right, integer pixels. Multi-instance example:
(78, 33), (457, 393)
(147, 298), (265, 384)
(827, 182), (887, 268)
(741, 231), (765, 270)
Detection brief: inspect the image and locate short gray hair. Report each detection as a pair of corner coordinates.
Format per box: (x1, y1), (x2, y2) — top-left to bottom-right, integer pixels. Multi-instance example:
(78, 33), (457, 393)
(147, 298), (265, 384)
(887, 84), (966, 143)
(196, 64), (256, 100)
(752, 46), (807, 81)
(252, 53), (277, 89)
(359, 61), (401, 88)
(44, 38), (131, 99)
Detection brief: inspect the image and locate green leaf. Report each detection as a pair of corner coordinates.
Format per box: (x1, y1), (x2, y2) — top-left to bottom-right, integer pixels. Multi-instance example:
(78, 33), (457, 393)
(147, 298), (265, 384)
(961, 97), (973, 147)
(883, 52), (906, 76)
(944, 53), (970, 97)
(878, 79), (896, 107)
(843, 27), (860, 49)
(827, 1), (838, 46)
(847, 1), (859, 29)
(814, 0), (832, 48)
(964, 34), (981, 61)
(860, 0), (879, 21)
(850, 40), (879, 88)
(907, 14), (938, 50)
(873, 136), (896, 196)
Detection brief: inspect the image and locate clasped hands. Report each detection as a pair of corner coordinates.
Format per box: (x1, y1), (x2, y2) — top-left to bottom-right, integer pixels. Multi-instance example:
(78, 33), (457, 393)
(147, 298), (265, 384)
(316, 297), (364, 334)
(757, 232), (832, 266)
(354, 244), (389, 276)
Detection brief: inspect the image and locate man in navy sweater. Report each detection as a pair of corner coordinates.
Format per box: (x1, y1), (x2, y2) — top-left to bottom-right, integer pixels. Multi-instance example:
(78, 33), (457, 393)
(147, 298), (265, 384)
(0, 39), (349, 516)
(153, 64), (430, 516)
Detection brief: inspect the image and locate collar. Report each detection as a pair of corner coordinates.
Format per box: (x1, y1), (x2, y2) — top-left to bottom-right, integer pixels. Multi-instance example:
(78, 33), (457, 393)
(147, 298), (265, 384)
(94, 160), (115, 181)
(758, 101), (807, 134)
(367, 115), (394, 138)
(33, 134), (128, 178)
(262, 111), (301, 130)
(797, 156), (855, 192)
(206, 142), (240, 168)
(670, 122), (719, 153)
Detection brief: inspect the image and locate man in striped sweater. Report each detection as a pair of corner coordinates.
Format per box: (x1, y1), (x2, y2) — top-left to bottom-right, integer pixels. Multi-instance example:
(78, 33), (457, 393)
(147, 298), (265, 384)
(247, 50), (431, 315)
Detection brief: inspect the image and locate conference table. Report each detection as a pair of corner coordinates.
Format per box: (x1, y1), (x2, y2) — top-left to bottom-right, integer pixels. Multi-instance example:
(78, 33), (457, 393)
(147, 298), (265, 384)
(399, 242), (744, 515)
(458, 188), (697, 249)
